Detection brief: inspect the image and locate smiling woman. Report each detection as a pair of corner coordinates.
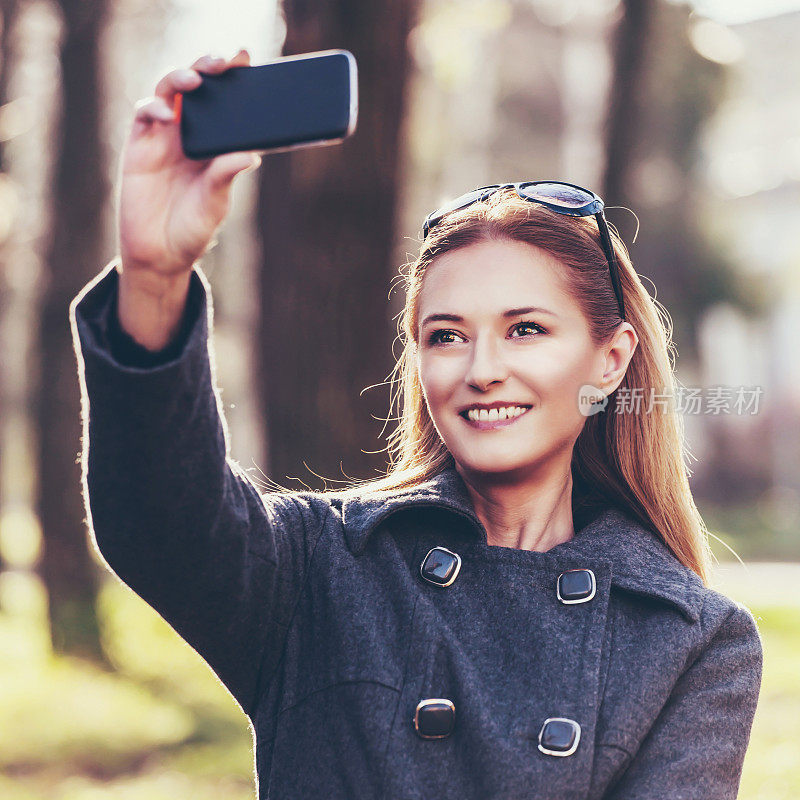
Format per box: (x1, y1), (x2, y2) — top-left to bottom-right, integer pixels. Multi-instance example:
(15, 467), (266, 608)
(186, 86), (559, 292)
(71, 120), (762, 800)
(413, 237), (638, 552)
(363, 187), (705, 573)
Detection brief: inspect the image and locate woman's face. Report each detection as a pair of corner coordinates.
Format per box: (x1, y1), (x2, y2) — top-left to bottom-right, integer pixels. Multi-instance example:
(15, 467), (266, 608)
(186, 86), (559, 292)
(415, 238), (636, 481)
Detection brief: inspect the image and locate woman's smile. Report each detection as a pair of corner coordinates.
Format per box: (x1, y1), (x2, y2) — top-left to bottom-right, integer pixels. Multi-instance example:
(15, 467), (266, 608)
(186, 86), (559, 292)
(458, 404), (533, 430)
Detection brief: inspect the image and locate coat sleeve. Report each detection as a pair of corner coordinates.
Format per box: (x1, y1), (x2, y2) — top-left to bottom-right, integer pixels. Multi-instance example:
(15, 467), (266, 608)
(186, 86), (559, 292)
(70, 259), (329, 719)
(604, 602), (763, 800)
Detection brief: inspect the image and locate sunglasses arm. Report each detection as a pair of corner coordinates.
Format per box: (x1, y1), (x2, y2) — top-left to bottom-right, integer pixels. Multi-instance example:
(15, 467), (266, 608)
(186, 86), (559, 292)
(595, 212), (626, 320)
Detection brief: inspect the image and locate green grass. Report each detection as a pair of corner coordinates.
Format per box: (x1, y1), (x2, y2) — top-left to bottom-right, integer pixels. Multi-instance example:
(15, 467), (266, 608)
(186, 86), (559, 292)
(0, 577), (256, 800)
(717, 584), (800, 800)
(736, 604), (800, 799)
(0, 567), (798, 798)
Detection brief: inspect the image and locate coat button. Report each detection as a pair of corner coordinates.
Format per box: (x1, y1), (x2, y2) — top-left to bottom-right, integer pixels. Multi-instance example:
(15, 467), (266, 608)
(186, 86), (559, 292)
(414, 698), (456, 739)
(538, 717), (581, 756)
(557, 568), (596, 604)
(420, 547), (462, 587)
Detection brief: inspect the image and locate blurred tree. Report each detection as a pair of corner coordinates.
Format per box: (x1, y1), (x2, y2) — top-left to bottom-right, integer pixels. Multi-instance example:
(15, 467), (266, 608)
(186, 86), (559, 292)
(602, 0), (757, 358)
(603, 0), (656, 206)
(0, 0), (20, 579)
(36, 0), (110, 659)
(0, 2), (18, 159)
(255, 0), (421, 487)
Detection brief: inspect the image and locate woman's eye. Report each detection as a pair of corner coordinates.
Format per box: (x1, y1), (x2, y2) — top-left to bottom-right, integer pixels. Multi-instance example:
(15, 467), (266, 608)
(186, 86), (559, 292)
(428, 322), (545, 345)
(428, 329), (464, 345)
(510, 321), (546, 337)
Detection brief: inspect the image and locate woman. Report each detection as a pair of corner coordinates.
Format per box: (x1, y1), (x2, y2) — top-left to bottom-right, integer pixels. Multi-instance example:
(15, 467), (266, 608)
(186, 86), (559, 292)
(70, 50), (762, 799)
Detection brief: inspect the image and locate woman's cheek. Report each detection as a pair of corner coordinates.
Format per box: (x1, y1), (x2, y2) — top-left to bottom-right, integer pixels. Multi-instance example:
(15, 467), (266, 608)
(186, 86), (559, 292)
(420, 356), (460, 405)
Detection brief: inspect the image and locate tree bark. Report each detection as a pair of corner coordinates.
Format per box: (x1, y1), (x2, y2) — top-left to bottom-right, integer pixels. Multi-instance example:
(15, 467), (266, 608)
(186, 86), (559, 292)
(602, 0), (656, 205)
(36, 0), (110, 659)
(255, 0), (421, 487)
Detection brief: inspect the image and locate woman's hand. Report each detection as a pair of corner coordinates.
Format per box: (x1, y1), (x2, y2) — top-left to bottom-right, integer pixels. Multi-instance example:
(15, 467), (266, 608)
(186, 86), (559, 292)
(119, 49), (261, 278)
(116, 49), (261, 350)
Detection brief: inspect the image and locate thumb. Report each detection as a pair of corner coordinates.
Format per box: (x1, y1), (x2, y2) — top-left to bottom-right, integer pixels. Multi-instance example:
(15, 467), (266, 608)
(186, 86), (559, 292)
(205, 151), (262, 190)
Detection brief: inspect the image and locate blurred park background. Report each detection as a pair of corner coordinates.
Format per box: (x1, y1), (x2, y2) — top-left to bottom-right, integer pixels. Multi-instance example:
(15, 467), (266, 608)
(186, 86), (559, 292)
(0, 0), (798, 796)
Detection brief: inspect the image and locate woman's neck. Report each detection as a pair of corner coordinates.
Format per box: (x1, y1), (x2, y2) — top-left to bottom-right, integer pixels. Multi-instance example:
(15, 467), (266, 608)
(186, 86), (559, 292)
(455, 461), (576, 552)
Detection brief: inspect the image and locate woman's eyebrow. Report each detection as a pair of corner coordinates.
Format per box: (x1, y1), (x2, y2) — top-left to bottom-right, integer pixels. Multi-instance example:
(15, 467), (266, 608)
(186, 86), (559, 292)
(420, 306), (558, 327)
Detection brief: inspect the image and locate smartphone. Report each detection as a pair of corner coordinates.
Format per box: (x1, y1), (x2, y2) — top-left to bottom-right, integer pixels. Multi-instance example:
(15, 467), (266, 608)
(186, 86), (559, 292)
(179, 49), (358, 160)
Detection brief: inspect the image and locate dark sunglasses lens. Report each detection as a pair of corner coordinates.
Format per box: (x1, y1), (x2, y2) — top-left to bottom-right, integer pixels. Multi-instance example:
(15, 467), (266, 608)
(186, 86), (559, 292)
(519, 182), (594, 209)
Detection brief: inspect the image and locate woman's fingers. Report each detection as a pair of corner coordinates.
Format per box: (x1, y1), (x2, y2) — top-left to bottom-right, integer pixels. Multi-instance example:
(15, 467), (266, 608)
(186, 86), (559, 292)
(189, 53), (227, 73)
(154, 68), (203, 108)
(133, 96), (175, 125)
(228, 48), (251, 67)
(191, 49), (251, 72)
(205, 151), (261, 191)
(149, 50), (251, 114)
(130, 49), (257, 153)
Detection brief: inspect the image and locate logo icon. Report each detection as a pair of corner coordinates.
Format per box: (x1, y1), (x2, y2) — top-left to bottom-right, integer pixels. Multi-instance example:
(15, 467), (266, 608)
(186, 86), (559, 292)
(578, 384), (608, 417)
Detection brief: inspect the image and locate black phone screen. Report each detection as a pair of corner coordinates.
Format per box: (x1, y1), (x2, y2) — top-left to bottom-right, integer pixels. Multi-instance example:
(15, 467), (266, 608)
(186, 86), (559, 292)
(180, 49), (358, 160)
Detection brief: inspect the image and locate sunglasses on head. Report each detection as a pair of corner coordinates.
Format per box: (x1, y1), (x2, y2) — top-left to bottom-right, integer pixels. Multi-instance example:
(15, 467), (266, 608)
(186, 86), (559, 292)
(421, 180), (626, 321)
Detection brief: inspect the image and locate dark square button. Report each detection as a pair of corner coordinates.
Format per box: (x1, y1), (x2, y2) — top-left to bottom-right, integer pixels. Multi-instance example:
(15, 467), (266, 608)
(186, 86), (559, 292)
(538, 717), (581, 756)
(557, 569), (596, 604)
(420, 547), (461, 587)
(414, 699), (455, 739)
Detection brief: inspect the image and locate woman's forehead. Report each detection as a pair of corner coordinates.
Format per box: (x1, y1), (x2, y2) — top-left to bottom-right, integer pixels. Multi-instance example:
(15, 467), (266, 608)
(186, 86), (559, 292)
(418, 240), (571, 315)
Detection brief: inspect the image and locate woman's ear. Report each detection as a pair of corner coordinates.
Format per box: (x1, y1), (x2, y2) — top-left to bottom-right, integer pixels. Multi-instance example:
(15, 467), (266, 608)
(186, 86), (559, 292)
(599, 322), (638, 396)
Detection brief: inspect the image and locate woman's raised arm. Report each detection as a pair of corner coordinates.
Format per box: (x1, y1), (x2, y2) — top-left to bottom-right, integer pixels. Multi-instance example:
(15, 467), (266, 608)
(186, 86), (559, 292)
(69, 53), (327, 719)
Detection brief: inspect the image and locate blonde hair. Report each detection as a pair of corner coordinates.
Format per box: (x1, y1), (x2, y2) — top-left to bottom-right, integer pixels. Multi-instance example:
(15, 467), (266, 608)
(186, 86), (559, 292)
(314, 188), (713, 584)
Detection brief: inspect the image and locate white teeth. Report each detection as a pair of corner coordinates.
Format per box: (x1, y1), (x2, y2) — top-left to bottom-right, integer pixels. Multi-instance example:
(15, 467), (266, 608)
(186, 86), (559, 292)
(466, 405), (529, 422)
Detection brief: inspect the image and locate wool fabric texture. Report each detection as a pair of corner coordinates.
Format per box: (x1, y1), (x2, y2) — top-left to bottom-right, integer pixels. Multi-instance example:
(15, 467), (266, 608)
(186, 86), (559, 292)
(70, 260), (763, 799)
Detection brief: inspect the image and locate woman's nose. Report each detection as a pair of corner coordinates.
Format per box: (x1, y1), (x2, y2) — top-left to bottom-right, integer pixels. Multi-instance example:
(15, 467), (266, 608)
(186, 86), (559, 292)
(465, 337), (509, 391)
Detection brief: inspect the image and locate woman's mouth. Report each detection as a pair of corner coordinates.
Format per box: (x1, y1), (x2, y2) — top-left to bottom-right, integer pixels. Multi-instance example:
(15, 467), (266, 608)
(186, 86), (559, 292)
(458, 405), (532, 430)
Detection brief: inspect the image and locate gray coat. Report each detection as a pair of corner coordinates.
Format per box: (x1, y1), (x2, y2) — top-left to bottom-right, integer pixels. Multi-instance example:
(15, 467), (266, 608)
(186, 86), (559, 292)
(71, 262), (763, 800)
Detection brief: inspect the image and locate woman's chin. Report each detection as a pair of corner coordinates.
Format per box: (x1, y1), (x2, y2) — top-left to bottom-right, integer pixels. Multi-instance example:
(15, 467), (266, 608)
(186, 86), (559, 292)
(452, 450), (535, 477)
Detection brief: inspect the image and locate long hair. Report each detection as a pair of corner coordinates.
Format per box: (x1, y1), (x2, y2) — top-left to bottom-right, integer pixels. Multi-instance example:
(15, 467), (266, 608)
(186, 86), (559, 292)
(312, 187), (713, 584)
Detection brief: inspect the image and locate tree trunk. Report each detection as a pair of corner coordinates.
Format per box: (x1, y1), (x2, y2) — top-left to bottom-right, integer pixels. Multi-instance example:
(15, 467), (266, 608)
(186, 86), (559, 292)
(602, 0), (738, 355)
(0, 0), (19, 576)
(255, 0), (420, 487)
(36, 0), (110, 660)
(602, 0), (656, 205)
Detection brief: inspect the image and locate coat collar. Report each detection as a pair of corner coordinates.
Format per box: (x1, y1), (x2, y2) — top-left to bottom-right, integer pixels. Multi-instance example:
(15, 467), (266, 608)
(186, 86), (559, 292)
(340, 465), (704, 623)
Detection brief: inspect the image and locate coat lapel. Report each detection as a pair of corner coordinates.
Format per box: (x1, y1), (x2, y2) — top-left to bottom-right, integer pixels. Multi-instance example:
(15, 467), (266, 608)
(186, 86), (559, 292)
(340, 465), (703, 623)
